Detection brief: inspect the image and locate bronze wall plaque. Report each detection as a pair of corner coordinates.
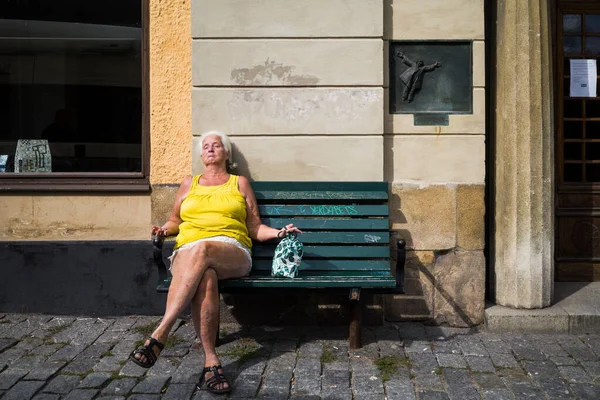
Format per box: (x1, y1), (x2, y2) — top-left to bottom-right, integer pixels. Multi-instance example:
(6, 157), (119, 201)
(390, 41), (472, 115)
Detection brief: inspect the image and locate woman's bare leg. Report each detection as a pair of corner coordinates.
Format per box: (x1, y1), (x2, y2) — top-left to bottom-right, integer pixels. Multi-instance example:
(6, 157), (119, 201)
(134, 241), (250, 364)
(191, 267), (230, 390)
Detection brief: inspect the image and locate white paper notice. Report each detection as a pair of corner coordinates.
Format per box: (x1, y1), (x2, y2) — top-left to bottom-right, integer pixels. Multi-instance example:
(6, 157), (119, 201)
(570, 59), (597, 97)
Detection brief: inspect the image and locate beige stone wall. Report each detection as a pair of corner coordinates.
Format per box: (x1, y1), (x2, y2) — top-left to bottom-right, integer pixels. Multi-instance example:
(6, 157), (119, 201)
(1, 195), (150, 241)
(386, 0), (484, 40)
(384, 0), (486, 326)
(192, 0), (383, 38)
(190, 0), (384, 181)
(192, 136), (384, 180)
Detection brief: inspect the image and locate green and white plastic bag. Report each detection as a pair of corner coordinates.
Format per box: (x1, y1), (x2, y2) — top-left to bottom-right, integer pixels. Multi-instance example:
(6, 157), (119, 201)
(271, 233), (303, 278)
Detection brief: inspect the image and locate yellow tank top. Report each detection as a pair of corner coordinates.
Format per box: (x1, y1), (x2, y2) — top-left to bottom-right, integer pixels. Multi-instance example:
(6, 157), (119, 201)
(175, 174), (252, 250)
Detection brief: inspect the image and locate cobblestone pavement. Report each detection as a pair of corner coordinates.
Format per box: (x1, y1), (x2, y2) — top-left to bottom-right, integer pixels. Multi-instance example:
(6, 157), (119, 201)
(2, 314), (600, 399)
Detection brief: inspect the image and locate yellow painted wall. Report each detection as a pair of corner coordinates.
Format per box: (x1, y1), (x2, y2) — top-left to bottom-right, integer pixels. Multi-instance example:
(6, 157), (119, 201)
(149, 0), (193, 185)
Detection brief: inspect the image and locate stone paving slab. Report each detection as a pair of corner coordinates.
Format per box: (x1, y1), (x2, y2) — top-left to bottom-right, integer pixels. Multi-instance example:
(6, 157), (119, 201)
(4, 315), (600, 398)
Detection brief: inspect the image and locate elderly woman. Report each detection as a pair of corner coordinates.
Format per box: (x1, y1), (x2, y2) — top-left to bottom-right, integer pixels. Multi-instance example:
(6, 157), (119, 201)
(129, 131), (301, 394)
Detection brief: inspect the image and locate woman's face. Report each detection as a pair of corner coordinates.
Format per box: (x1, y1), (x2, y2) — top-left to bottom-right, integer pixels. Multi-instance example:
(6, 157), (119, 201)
(201, 135), (229, 167)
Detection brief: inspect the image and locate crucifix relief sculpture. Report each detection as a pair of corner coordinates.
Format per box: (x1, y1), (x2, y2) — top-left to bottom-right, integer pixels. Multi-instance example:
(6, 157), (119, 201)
(396, 51), (442, 103)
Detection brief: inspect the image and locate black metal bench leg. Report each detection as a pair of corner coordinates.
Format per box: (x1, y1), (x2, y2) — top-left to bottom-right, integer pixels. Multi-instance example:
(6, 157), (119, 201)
(349, 288), (362, 350)
(349, 299), (362, 350)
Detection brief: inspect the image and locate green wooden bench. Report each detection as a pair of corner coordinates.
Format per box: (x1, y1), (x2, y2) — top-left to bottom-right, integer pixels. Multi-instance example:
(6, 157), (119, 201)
(152, 181), (406, 349)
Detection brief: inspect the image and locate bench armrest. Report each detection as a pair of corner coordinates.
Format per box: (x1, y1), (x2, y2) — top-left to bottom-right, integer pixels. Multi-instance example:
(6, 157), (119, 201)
(395, 239), (406, 292)
(152, 235), (169, 285)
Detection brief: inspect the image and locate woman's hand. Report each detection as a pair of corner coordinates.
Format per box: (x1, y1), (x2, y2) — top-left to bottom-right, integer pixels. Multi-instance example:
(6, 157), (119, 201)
(277, 223), (303, 238)
(151, 225), (168, 237)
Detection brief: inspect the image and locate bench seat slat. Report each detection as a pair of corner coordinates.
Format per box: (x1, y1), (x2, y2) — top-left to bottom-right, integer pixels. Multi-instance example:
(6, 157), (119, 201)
(251, 181), (388, 192)
(259, 205), (388, 217)
(251, 259), (391, 271)
(261, 218), (389, 231)
(220, 280), (395, 289)
(252, 245), (390, 259)
(220, 274), (396, 289)
(158, 270), (396, 292)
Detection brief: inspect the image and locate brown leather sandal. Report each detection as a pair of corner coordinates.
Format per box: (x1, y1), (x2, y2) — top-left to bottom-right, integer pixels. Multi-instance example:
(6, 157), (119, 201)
(128, 337), (164, 368)
(197, 365), (232, 394)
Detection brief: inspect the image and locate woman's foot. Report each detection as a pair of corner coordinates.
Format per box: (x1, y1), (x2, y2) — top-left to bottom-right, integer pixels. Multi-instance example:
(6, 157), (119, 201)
(198, 365), (231, 394)
(129, 337), (164, 368)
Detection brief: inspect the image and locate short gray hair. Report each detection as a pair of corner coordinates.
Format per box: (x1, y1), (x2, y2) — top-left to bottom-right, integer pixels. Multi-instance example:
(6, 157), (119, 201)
(200, 130), (238, 171)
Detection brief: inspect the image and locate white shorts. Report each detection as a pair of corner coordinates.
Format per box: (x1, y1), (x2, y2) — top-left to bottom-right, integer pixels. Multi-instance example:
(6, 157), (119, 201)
(168, 235), (252, 268)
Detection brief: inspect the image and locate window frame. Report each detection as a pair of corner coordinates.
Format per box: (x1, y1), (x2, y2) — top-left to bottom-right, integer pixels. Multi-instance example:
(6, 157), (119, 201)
(0, 0), (150, 192)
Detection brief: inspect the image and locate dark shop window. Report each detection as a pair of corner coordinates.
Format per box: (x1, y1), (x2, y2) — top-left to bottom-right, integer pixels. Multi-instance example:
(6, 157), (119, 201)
(0, 0), (148, 191)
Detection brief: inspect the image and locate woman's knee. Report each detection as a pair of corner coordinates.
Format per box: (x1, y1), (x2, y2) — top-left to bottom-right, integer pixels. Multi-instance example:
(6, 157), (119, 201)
(192, 241), (209, 257)
(189, 242), (214, 269)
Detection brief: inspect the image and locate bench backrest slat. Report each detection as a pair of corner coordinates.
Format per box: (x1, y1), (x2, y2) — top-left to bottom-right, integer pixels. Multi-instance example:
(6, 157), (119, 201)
(259, 204), (388, 217)
(253, 245), (390, 259)
(271, 231), (390, 244)
(251, 181), (389, 193)
(255, 191), (388, 200)
(251, 259), (391, 271)
(261, 218), (389, 231)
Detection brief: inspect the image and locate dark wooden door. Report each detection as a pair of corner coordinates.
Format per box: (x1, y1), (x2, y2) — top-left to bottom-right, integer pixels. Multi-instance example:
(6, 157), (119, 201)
(556, 2), (600, 281)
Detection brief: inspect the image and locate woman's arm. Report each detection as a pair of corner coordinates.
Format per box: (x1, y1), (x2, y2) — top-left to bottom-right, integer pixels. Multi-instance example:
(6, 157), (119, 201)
(238, 176), (301, 241)
(151, 176), (192, 237)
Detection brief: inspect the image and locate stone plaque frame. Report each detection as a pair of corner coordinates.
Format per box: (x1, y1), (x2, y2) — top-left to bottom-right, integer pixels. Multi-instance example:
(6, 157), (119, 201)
(389, 41), (473, 115)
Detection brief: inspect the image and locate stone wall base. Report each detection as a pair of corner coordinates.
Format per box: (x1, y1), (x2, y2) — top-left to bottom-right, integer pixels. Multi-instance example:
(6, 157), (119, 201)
(385, 250), (485, 327)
